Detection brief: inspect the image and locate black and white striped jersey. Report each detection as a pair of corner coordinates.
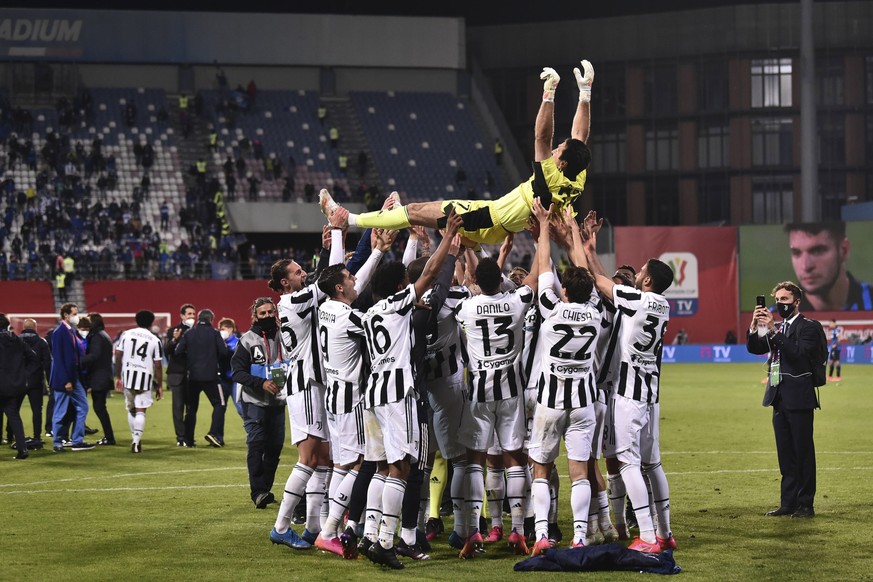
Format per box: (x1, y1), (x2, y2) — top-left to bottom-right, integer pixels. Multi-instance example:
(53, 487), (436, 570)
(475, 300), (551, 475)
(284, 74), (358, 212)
(116, 327), (163, 391)
(612, 284), (670, 403)
(278, 283), (325, 395)
(593, 294), (622, 391)
(318, 299), (367, 415)
(422, 286), (470, 381)
(456, 285), (534, 402)
(535, 272), (601, 409)
(362, 283), (418, 408)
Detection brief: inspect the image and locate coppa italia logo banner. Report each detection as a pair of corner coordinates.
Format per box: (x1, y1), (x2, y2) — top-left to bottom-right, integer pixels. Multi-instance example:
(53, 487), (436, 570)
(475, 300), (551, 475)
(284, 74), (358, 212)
(660, 252), (699, 316)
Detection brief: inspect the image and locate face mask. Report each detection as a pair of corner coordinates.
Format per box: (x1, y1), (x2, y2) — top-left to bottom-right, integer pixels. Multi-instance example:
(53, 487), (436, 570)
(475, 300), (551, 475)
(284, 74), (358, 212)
(183, 318), (195, 327)
(776, 302), (795, 319)
(220, 330), (231, 340)
(69, 314), (80, 326)
(258, 317), (277, 332)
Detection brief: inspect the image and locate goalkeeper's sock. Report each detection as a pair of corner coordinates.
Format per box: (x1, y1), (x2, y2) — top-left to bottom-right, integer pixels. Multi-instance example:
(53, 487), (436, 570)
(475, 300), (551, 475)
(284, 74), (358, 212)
(348, 206), (411, 229)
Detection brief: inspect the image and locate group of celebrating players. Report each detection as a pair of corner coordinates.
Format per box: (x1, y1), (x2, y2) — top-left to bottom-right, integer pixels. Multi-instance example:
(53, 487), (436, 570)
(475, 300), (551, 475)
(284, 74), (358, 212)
(249, 59), (676, 569)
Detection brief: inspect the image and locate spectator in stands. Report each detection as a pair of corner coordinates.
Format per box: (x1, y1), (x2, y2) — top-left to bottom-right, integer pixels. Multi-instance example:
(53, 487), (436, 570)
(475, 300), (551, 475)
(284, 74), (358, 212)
(50, 303), (94, 452)
(304, 183), (316, 204)
(672, 329), (689, 345)
(165, 303), (196, 447)
(223, 156), (234, 176)
(338, 153), (348, 176)
(253, 139), (264, 161)
(226, 173), (237, 201)
(329, 126), (339, 149)
(317, 104), (327, 126)
(177, 309), (229, 448)
(19, 318), (51, 447)
(56, 271), (67, 301)
(287, 154), (297, 181)
(0, 313), (39, 459)
(124, 101), (137, 127)
(247, 175), (260, 202)
(725, 330), (738, 344)
(494, 138), (504, 165)
(246, 80), (258, 109)
(455, 166), (467, 186)
(236, 156), (247, 178)
(81, 313), (116, 445)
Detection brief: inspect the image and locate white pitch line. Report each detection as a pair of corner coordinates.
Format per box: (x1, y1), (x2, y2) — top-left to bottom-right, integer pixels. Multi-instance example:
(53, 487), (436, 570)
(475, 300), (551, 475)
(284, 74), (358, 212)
(3, 466), (873, 496)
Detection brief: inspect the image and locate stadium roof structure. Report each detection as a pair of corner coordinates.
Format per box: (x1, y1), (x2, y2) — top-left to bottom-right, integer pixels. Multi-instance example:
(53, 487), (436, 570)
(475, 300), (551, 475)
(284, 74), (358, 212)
(14, 0), (849, 25)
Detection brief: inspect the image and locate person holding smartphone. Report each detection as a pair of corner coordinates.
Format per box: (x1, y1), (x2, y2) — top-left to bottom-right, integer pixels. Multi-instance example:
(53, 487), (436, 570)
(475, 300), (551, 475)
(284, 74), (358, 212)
(746, 281), (827, 519)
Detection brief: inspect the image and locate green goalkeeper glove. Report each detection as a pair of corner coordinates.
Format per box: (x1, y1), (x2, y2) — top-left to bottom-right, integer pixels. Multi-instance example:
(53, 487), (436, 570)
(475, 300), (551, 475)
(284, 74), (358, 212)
(573, 59), (594, 103)
(540, 67), (560, 103)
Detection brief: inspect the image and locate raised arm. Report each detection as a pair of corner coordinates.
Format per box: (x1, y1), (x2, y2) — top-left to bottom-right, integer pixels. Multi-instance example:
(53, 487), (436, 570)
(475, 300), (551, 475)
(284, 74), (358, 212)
(534, 67), (560, 162)
(534, 199), (553, 282)
(571, 60), (594, 143)
(414, 210), (462, 299)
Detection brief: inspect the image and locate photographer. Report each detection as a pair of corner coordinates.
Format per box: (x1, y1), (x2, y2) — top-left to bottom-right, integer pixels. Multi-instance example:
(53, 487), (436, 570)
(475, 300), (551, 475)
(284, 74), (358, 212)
(747, 281), (827, 519)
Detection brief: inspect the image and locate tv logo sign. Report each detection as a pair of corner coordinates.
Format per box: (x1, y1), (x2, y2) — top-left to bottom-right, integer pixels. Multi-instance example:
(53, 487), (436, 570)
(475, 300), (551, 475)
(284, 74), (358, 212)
(660, 252), (699, 316)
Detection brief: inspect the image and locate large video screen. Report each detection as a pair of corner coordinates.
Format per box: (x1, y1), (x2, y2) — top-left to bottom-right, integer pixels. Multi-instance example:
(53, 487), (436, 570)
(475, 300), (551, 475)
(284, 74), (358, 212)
(739, 222), (873, 312)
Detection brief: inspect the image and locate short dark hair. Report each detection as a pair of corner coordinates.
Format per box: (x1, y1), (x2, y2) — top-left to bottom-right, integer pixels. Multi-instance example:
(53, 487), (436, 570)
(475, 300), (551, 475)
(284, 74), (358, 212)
(198, 309), (215, 323)
(0, 313), (9, 330)
(179, 303), (194, 315)
(372, 261), (408, 301)
(268, 259), (293, 292)
(645, 259), (674, 294)
(136, 310), (156, 328)
(784, 222), (846, 244)
(772, 281), (803, 302)
(249, 297), (275, 318)
(475, 257), (503, 294)
(89, 313), (104, 330)
(318, 264), (347, 298)
(509, 267), (529, 287)
(559, 138), (592, 181)
(617, 264), (636, 277)
(561, 266), (595, 303)
(407, 256), (428, 285)
(60, 303), (77, 318)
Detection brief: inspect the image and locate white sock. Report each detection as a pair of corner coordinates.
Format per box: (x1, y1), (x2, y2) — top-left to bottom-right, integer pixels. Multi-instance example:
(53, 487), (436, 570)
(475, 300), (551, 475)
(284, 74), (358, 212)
(607, 473), (626, 526)
(132, 412), (145, 445)
(620, 464), (656, 543)
(571, 478), (591, 544)
(598, 490), (613, 530)
(644, 463), (672, 539)
(304, 466), (329, 534)
(451, 461), (468, 536)
(320, 469), (332, 530)
(274, 463), (314, 532)
(506, 465), (528, 533)
(547, 464), (560, 524)
(531, 478), (550, 539)
(322, 468), (350, 540)
(348, 213), (359, 227)
(127, 412), (136, 439)
(364, 473), (386, 542)
(485, 467), (505, 528)
(466, 464), (484, 533)
(378, 477), (406, 549)
(400, 526), (417, 546)
(524, 464), (535, 519)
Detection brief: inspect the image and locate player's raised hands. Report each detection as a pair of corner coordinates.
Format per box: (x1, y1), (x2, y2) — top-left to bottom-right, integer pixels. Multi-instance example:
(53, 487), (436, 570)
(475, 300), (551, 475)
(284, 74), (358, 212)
(583, 210), (603, 235)
(444, 207), (463, 237)
(328, 206), (349, 229)
(573, 59), (594, 103)
(321, 225), (332, 250)
(374, 228), (398, 252)
(540, 67), (560, 102)
(532, 197), (553, 224)
(549, 214), (572, 251)
(448, 233), (462, 257)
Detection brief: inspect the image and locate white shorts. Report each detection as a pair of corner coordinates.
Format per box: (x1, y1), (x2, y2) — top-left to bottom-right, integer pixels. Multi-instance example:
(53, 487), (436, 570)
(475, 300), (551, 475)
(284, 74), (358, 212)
(523, 387), (538, 450)
(365, 395), (420, 465)
(288, 383), (328, 445)
(486, 429), (503, 456)
(591, 392), (608, 460)
(603, 395), (661, 466)
(427, 374), (467, 460)
(125, 388), (154, 410)
(459, 395), (525, 453)
(327, 405), (365, 467)
(528, 403), (596, 465)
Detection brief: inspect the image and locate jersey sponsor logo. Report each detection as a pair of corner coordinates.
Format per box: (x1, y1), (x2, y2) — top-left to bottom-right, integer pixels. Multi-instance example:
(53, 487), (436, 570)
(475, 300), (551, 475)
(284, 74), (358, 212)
(550, 363), (590, 375)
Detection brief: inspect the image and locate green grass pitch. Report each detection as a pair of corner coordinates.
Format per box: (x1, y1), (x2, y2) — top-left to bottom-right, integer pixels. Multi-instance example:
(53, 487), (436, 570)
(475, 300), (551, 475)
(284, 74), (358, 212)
(2, 363), (871, 581)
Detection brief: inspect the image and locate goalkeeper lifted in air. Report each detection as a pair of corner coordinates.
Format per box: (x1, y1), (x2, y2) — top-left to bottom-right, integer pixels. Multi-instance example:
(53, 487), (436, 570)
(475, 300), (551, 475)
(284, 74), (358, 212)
(319, 60), (595, 244)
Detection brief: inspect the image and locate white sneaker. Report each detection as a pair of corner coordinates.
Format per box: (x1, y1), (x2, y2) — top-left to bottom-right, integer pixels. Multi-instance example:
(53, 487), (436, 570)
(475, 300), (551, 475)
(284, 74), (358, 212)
(319, 189), (339, 218)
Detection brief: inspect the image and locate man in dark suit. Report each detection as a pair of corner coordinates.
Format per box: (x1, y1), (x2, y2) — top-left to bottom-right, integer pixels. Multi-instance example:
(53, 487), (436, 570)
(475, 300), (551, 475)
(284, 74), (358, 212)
(81, 313), (116, 445)
(49, 303), (95, 452)
(177, 309), (229, 448)
(747, 281), (826, 519)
